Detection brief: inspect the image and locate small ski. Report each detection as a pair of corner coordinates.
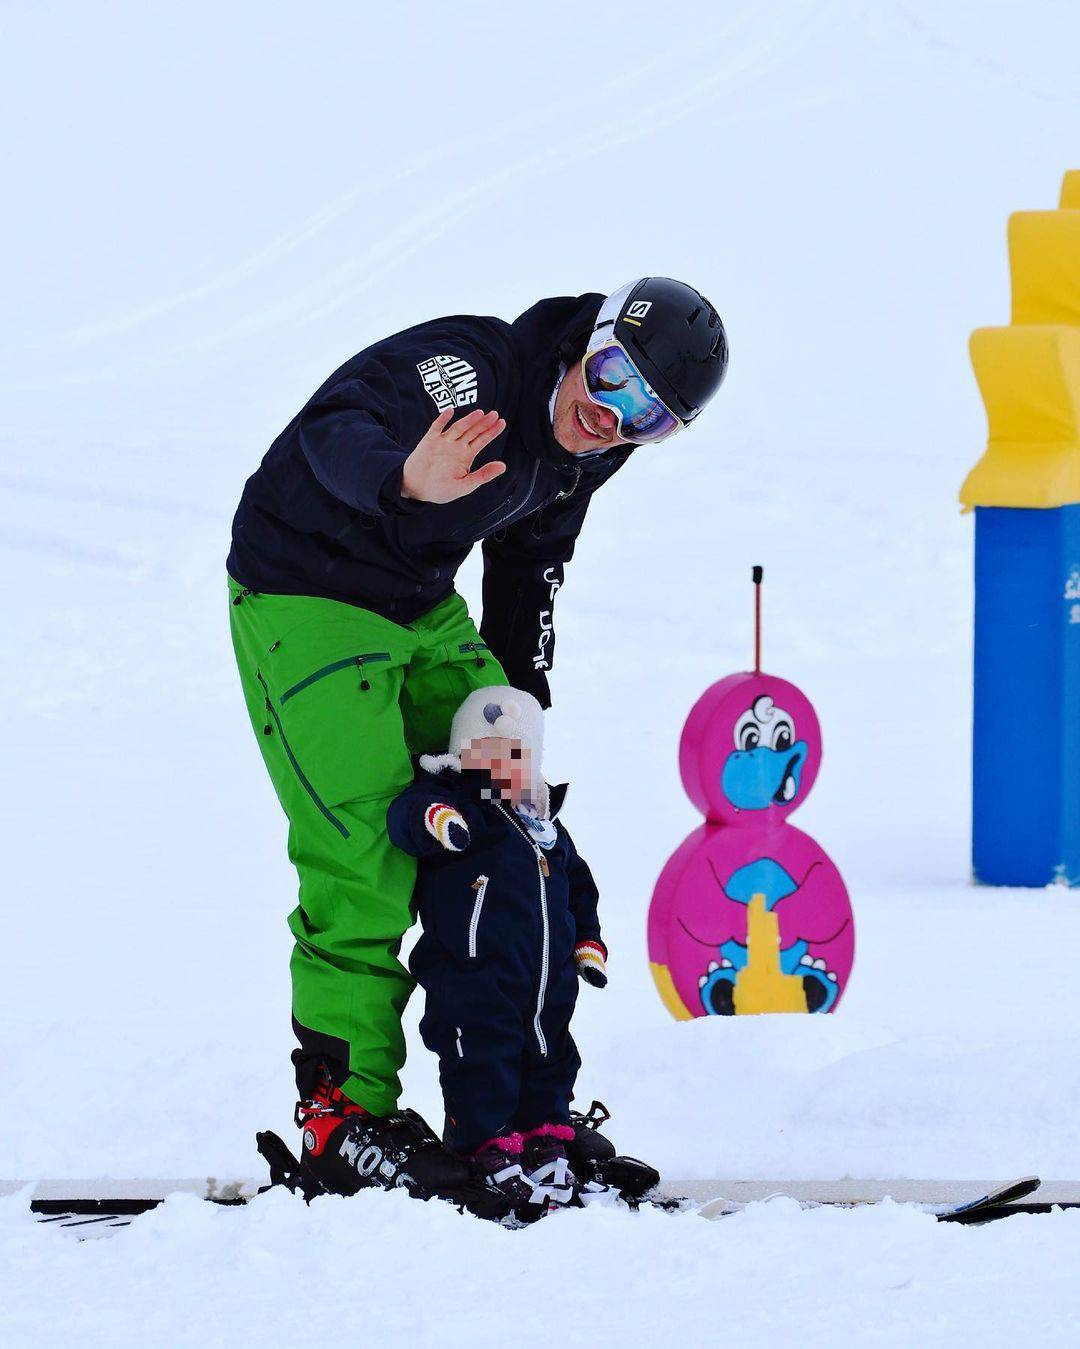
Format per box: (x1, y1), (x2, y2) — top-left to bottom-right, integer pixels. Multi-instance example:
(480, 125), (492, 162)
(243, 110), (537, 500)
(697, 1175), (1042, 1224)
(935, 1175), (1042, 1224)
(12, 1174), (1050, 1237)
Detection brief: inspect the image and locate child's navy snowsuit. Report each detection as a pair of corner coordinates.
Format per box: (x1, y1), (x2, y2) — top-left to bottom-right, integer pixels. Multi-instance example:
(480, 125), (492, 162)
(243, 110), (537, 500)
(387, 764), (602, 1155)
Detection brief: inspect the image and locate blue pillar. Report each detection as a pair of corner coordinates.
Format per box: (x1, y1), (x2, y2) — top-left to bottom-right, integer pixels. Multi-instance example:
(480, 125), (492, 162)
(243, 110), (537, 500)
(973, 505), (1080, 885)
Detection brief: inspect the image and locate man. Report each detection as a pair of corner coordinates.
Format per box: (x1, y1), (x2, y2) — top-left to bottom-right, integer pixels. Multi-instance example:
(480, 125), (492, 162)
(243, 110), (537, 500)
(227, 277), (728, 1197)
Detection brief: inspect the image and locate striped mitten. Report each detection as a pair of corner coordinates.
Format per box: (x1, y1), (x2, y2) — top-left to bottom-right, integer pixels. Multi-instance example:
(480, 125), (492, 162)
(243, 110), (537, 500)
(423, 802), (471, 852)
(574, 940), (608, 989)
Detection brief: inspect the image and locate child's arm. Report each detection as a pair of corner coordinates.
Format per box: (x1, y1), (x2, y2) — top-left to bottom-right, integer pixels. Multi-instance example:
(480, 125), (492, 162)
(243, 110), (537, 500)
(386, 779), (476, 857)
(562, 827), (607, 989)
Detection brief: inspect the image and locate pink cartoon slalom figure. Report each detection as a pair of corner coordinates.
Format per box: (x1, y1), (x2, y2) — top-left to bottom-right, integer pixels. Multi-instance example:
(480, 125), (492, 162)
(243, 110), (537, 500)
(648, 569), (854, 1018)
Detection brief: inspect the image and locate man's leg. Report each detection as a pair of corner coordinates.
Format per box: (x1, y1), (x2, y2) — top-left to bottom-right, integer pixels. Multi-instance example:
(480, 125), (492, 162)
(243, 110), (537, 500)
(228, 577), (418, 1115)
(399, 591), (509, 757)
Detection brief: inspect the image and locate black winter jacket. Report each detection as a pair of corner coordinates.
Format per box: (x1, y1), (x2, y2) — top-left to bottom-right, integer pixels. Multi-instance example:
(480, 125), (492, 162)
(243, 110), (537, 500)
(386, 766), (602, 968)
(227, 294), (635, 705)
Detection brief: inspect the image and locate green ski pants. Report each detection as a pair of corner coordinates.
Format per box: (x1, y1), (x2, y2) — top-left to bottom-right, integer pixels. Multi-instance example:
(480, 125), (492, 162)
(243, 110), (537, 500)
(228, 577), (507, 1114)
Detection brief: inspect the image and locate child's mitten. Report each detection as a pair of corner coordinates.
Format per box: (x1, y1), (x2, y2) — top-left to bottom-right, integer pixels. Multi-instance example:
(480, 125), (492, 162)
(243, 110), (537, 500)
(574, 940), (608, 989)
(423, 802), (471, 852)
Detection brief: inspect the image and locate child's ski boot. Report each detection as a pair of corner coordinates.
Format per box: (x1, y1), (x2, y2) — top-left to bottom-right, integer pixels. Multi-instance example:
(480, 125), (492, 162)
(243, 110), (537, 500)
(520, 1125), (580, 1208)
(470, 1134), (547, 1219)
(566, 1101), (663, 1206)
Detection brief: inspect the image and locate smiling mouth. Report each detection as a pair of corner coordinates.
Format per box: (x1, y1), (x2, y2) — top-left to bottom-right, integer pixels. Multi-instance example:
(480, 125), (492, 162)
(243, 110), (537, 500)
(773, 754), (800, 804)
(574, 403), (608, 441)
(677, 916), (728, 947)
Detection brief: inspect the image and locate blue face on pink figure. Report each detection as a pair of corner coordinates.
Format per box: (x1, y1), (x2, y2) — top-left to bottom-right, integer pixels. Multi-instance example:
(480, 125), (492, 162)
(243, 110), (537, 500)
(720, 695), (809, 811)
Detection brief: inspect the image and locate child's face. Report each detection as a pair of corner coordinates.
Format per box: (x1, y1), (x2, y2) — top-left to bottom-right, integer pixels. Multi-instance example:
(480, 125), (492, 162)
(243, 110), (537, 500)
(460, 737), (533, 805)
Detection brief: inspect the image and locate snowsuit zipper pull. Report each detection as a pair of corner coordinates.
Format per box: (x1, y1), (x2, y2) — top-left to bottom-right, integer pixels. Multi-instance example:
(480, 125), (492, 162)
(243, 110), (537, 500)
(355, 656), (371, 691)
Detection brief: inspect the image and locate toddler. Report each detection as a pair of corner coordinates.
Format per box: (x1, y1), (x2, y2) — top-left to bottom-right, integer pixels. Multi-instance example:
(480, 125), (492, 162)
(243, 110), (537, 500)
(387, 686), (607, 1213)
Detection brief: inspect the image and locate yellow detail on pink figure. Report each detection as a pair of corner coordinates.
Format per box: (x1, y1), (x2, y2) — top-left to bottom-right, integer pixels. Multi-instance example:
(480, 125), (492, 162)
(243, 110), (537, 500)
(733, 894), (809, 1015)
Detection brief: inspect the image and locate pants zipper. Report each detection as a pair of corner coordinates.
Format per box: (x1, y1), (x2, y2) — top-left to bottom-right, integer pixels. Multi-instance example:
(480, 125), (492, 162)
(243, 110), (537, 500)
(468, 875), (489, 959)
(256, 672), (350, 839)
(279, 652), (391, 705)
(499, 804), (550, 1057)
(458, 641), (489, 669)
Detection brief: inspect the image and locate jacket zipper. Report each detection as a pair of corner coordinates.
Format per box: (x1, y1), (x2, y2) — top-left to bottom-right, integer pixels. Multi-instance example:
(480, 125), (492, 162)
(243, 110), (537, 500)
(498, 803), (551, 1056)
(279, 652), (391, 705)
(467, 459), (542, 540)
(534, 858), (550, 1056)
(468, 875), (489, 959)
(256, 672), (350, 839)
(555, 466), (582, 501)
(492, 459), (541, 533)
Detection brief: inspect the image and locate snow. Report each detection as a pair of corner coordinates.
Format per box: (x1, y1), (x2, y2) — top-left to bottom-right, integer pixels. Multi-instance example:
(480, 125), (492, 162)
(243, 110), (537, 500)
(7, 1187), (1080, 1347)
(4, 0), (1080, 1342)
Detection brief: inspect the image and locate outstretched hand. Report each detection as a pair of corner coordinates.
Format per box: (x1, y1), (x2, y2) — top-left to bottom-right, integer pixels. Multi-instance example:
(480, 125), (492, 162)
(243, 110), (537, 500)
(401, 408), (507, 504)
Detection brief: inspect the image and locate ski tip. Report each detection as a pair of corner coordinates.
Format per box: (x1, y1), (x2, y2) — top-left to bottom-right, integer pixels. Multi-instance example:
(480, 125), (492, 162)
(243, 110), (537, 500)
(697, 1196), (745, 1221)
(938, 1175), (1043, 1222)
(1001, 1175), (1042, 1203)
(698, 1177), (1045, 1224)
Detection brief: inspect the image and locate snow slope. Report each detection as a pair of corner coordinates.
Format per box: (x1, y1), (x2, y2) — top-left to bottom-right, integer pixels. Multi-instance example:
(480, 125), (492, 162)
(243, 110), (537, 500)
(3, 0), (1080, 1342)
(7, 1187), (1080, 1349)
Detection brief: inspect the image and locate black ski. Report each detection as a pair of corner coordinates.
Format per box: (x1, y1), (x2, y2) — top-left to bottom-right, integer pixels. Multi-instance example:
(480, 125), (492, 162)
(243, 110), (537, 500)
(697, 1175), (1043, 1223)
(936, 1175), (1042, 1224)
(12, 1173), (1051, 1236)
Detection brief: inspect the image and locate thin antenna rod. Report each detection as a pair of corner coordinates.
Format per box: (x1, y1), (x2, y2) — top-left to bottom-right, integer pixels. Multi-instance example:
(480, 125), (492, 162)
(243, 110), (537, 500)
(752, 565), (763, 673)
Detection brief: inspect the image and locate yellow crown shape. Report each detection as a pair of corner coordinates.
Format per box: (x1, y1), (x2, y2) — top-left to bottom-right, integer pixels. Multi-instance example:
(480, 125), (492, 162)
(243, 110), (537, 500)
(960, 325), (1080, 509)
(1009, 210), (1080, 326)
(1060, 172), (1080, 209)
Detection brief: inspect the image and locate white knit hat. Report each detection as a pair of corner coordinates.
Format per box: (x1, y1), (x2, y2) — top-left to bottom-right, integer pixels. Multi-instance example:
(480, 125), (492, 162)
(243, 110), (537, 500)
(450, 686), (545, 760)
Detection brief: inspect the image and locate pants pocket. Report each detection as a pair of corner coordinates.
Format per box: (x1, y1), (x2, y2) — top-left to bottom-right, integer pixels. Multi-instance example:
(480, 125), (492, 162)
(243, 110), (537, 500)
(256, 671), (351, 838)
(262, 644), (411, 811)
(279, 650), (392, 706)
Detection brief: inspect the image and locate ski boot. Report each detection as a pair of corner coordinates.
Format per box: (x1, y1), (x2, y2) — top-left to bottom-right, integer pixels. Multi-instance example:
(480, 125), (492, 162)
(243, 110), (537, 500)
(566, 1101), (663, 1206)
(469, 1134), (547, 1220)
(520, 1125), (580, 1209)
(289, 1074), (512, 1221)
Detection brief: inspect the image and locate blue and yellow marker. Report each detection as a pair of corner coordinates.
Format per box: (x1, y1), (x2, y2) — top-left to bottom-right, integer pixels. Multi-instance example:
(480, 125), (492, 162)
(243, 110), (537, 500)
(961, 172), (1080, 885)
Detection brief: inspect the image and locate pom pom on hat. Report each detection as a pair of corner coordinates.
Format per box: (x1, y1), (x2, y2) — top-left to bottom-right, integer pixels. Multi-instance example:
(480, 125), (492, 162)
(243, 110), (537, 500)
(450, 687), (544, 758)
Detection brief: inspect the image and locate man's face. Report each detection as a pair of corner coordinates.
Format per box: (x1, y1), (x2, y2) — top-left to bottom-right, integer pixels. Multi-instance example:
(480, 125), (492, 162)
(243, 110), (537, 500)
(553, 360), (628, 455)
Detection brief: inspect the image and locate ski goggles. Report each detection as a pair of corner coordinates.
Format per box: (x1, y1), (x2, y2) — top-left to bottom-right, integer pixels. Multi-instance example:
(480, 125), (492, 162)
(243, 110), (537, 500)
(582, 341), (684, 444)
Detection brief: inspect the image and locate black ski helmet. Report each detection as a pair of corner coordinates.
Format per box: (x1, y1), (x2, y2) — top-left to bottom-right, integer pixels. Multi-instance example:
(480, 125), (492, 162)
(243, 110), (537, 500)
(588, 277), (728, 424)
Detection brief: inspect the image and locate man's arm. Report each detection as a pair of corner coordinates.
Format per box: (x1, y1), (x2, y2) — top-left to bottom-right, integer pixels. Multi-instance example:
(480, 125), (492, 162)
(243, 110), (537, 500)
(480, 457), (630, 707)
(297, 372), (418, 516)
(297, 344), (506, 516)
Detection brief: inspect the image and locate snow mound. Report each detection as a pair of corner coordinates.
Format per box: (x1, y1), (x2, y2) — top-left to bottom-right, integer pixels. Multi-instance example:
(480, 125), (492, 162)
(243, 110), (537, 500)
(6, 1188), (1080, 1347)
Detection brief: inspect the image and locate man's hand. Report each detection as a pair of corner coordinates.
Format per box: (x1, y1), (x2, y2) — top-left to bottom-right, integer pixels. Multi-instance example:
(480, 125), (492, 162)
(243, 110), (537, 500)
(400, 408), (507, 504)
